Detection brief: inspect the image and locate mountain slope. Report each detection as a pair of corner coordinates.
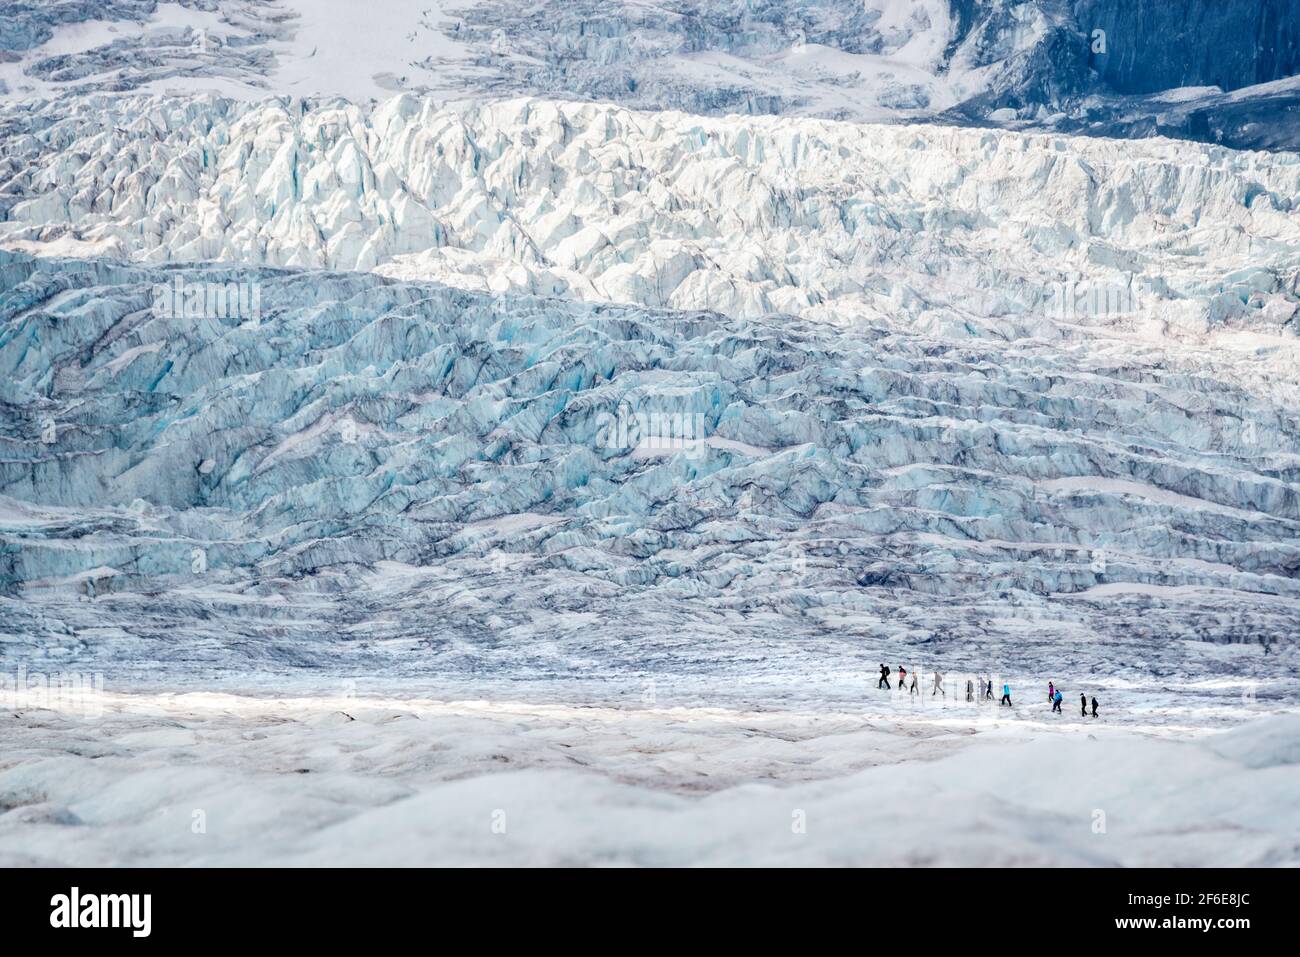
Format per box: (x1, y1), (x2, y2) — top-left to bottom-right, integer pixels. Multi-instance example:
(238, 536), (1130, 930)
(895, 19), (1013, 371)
(2, 1), (1299, 151)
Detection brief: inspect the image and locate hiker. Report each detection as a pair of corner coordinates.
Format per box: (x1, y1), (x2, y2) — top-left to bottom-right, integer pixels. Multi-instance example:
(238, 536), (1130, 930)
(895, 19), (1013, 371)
(1000, 683), (1012, 706)
(932, 671), (945, 697)
(909, 672), (918, 694)
(898, 665), (907, 690)
(1080, 693), (1088, 717)
(966, 678), (974, 702)
(878, 664), (891, 690)
(1091, 696), (1099, 718)
(985, 679), (993, 700)
(1048, 681), (1055, 703)
(1052, 689), (1063, 713)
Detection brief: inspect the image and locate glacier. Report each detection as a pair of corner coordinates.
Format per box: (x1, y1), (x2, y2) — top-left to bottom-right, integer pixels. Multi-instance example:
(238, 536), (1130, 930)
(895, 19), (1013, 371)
(3, 1), (1300, 151)
(2, 4), (1300, 869)
(3, 94), (1299, 334)
(1, 232), (1297, 688)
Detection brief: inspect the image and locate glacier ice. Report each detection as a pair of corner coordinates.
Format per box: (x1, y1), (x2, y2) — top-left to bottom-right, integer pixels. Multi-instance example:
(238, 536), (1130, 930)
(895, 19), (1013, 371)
(2, 5), (1300, 870)
(2, 94), (1298, 340)
(4, 2), (1300, 151)
(0, 242), (1296, 686)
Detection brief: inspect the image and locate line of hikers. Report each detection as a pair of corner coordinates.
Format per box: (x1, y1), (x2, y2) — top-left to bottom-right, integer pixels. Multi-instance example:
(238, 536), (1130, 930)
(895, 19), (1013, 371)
(877, 665), (1100, 717)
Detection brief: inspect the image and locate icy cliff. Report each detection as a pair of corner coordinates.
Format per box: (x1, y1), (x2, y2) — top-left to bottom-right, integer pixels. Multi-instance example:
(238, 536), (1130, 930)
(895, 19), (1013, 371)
(3, 94), (1299, 338)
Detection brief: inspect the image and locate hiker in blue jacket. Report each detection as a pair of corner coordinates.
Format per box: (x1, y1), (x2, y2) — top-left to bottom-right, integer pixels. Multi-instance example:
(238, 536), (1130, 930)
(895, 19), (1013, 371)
(1000, 683), (1012, 706)
(1052, 688), (1063, 713)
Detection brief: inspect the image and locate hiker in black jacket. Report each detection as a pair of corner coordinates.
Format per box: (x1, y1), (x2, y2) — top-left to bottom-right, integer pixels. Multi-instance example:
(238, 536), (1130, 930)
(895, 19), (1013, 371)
(1080, 693), (1088, 717)
(878, 664), (891, 690)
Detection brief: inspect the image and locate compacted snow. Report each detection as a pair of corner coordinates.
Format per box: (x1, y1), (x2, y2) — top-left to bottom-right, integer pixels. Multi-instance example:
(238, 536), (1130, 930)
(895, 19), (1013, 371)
(3, 689), (1297, 866)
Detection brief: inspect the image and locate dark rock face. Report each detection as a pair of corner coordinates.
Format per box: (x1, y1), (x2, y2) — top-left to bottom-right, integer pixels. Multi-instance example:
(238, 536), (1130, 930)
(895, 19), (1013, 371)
(942, 0), (1300, 151)
(945, 0), (1300, 99)
(1079, 0), (1300, 95)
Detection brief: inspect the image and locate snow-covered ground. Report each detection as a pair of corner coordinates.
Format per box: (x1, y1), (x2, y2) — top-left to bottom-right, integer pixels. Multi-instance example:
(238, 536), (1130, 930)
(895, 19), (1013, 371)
(3, 686), (1297, 866)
